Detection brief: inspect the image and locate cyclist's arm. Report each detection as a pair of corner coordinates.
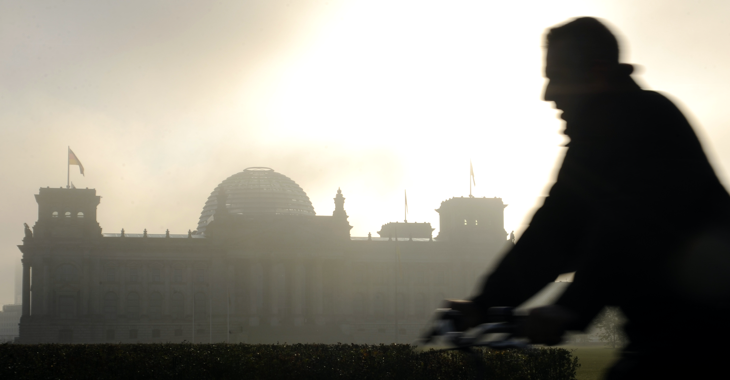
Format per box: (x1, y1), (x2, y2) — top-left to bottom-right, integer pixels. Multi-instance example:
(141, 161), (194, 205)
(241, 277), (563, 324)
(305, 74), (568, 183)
(470, 145), (606, 321)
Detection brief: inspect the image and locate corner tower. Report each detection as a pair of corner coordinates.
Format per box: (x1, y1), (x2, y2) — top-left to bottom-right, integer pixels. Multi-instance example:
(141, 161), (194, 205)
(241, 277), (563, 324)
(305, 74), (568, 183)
(435, 196), (507, 243)
(31, 187), (102, 239)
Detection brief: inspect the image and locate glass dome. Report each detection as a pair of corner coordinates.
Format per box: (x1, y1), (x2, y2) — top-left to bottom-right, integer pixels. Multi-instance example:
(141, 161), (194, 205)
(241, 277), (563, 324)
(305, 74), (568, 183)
(197, 167), (315, 234)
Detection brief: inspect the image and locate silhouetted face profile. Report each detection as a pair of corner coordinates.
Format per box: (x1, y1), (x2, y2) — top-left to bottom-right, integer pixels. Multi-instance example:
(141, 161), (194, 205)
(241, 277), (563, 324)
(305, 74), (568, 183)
(543, 42), (592, 119)
(542, 18), (624, 120)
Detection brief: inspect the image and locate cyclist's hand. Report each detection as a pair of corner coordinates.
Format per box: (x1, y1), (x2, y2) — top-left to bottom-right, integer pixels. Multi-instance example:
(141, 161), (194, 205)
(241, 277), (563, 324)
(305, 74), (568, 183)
(442, 299), (483, 331)
(525, 305), (577, 346)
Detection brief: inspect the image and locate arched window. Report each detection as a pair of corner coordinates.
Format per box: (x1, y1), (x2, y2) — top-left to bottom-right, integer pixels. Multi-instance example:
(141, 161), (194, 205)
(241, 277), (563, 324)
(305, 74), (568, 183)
(149, 292), (163, 319)
(56, 264), (79, 282)
(65, 211), (72, 218)
(58, 296), (77, 319)
(126, 292), (140, 319)
(104, 292), (118, 319)
(52, 211), (58, 218)
(171, 293), (184, 320)
(77, 212), (84, 218)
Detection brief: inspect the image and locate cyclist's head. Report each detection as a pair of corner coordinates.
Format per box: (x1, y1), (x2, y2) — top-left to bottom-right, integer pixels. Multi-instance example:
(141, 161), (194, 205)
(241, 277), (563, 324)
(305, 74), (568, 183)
(543, 17), (633, 112)
(545, 17), (620, 71)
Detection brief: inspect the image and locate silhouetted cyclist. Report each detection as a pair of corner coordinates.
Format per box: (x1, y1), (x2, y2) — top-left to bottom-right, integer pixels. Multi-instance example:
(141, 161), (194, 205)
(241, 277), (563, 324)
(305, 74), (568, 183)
(447, 17), (730, 379)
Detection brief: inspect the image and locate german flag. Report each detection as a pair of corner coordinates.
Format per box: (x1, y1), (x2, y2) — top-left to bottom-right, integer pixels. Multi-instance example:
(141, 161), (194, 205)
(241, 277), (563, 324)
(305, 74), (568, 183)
(68, 148), (84, 176)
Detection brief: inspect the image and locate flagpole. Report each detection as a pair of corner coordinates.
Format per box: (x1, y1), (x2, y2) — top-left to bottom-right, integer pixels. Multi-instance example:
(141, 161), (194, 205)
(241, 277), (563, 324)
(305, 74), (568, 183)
(67, 146), (70, 189)
(404, 190), (407, 223)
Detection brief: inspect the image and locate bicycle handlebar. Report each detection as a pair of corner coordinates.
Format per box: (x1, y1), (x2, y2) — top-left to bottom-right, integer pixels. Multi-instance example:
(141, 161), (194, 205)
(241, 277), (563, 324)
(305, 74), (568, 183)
(418, 307), (529, 350)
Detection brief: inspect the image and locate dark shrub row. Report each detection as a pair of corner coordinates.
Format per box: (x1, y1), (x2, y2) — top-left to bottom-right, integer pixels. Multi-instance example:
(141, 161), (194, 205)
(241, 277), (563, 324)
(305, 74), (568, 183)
(0, 343), (578, 380)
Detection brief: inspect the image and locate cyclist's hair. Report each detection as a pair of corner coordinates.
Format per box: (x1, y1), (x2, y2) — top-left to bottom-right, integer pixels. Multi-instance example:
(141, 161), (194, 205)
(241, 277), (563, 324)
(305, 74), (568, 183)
(545, 17), (620, 69)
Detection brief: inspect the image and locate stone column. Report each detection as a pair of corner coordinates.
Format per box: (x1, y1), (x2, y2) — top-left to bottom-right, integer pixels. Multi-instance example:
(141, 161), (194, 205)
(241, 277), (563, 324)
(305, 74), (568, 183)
(210, 256), (227, 343)
(186, 264), (194, 317)
(30, 258), (45, 316)
(81, 257), (90, 317)
(314, 261), (322, 317)
(43, 259), (51, 318)
(22, 258), (30, 317)
(304, 260), (315, 322)
(164, 263), (170, 318)
(284, 261), (294, 320)
(261, 261), (271, 322)
(292, 261), (304, 326)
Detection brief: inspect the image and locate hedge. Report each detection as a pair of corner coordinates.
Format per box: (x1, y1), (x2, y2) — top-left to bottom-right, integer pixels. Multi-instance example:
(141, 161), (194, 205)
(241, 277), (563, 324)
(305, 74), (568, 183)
(0, 343), (579, 380)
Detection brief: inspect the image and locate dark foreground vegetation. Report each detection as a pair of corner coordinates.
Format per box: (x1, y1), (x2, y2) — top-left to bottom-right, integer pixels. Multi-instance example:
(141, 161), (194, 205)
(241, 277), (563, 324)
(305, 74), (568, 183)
(1, 342), (578, 380)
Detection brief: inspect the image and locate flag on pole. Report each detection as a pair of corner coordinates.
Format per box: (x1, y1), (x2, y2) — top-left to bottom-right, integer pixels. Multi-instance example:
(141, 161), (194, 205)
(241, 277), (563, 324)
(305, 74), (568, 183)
(68, 148), (85, 176)
(70, 182), (76, 189)
(470, 160), (476, 186)
(404, 190), (408, 222)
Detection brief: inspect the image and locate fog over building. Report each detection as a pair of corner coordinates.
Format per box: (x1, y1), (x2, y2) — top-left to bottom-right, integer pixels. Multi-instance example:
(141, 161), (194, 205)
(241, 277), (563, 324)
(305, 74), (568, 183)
(18, 167), (512, 344)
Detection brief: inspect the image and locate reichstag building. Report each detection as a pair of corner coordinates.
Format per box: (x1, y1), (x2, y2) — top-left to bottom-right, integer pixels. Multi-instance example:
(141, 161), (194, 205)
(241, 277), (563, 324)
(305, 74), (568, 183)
(18, 167), (512, 344)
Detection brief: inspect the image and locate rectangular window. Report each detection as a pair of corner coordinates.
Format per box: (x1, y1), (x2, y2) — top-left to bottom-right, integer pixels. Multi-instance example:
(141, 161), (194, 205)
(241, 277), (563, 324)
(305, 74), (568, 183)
(194, 268), (206, 283)
(129, 267), (139, 282)
(150, 267), (161, 283)
(129, 329), (138, 339)
(174, 268), (183, 283)
(105, 267), (116, 282)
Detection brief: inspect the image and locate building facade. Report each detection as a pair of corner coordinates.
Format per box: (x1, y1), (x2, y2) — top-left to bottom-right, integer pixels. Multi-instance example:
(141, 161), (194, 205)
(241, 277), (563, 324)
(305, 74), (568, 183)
(0, 304), (21, 342)
(18, 167), (512, 344)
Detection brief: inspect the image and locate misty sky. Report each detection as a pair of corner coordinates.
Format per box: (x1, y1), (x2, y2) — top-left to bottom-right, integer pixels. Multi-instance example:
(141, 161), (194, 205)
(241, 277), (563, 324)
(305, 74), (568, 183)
(2, 0), (730, 304)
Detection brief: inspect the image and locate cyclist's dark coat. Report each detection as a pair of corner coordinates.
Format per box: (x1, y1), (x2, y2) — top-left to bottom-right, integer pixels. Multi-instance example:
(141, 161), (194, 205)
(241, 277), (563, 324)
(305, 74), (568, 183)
(472, 78), (730, 354)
